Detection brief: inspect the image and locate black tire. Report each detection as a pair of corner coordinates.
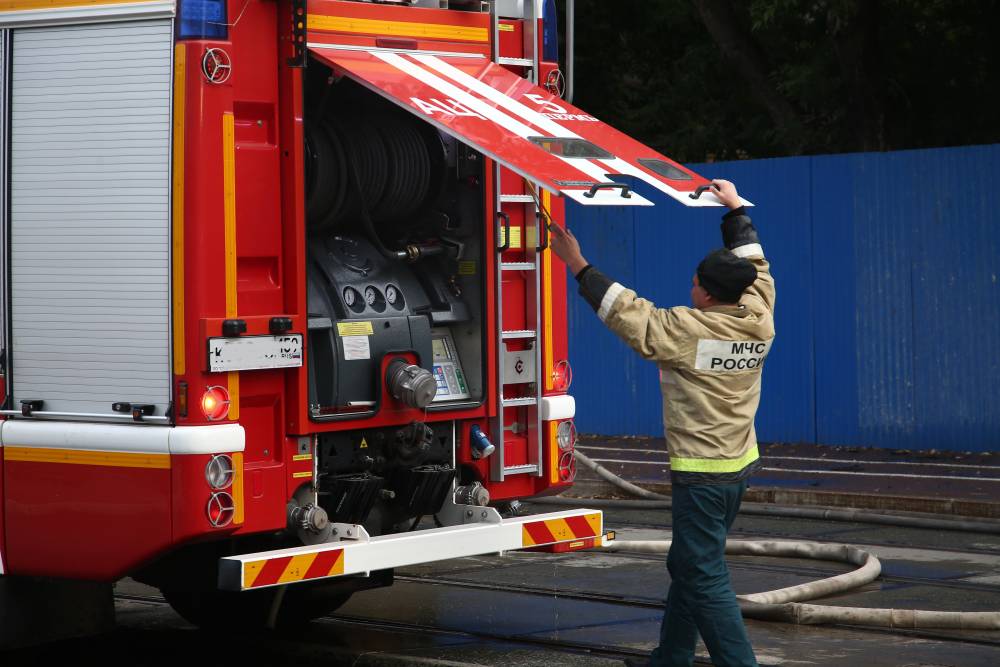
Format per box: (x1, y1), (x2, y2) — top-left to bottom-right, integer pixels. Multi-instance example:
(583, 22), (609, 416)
(161, 585), (352, 631)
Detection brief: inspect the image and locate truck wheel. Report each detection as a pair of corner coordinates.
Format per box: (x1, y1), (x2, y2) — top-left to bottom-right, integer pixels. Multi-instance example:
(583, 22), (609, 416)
(160, 586), (352, 631)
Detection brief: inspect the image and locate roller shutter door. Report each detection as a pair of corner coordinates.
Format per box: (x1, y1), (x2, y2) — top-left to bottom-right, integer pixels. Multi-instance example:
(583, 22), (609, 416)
(9, 19), (173, 419)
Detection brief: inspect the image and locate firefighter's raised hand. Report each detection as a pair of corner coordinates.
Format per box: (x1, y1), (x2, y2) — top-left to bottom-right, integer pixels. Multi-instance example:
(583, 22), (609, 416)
(550, 223), (589, 276)
(711, 179), (742, 210)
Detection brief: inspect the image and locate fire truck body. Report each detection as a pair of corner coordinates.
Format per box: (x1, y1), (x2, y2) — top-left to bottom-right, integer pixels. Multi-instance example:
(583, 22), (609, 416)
(0, 0), (720, 631)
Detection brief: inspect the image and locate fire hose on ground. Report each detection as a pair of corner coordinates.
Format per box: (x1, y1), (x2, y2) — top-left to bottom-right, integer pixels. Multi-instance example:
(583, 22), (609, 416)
(532, 450), (1000, 631)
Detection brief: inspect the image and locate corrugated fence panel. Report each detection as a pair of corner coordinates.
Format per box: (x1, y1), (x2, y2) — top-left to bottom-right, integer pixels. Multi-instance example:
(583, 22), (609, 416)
(566, 199), (640, 435)
(568, 144), (1000, 451)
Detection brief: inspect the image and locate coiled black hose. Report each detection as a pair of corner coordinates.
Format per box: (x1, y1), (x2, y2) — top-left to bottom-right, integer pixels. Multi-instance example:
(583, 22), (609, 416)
(305, 111), (435, 233)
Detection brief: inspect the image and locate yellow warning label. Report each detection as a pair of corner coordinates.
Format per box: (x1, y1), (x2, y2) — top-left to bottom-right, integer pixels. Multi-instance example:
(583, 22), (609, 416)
(292, 454), (313, 462)
(499, 23), (514, 32)
(500, 226), (522, 250)
(458, 261), (477, 276)
(337, 321), (374, 336)
(292, 471), (313, 479)
(359, 437), (368, 449)
(569, 541), (585, 549)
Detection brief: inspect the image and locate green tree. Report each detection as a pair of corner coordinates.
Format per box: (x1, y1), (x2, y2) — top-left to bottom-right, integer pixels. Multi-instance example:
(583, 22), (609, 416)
(561, 0), (1000, 160)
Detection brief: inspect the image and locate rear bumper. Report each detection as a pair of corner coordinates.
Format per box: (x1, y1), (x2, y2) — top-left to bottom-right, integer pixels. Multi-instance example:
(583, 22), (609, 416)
(218, 507), (603, 591)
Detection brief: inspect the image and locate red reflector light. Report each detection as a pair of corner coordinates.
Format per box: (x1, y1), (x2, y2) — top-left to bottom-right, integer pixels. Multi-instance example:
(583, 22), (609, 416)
(201, 386), (230, 421)
(207, 491), (235, 527)
(552, 359), (573, 391)
(376, 36), (418, 51)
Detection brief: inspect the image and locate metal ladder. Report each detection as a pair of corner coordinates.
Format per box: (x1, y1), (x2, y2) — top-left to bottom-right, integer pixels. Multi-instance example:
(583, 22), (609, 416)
(489, 1), (545, 482)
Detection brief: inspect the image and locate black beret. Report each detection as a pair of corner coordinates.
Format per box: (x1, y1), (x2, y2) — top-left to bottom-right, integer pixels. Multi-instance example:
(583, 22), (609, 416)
(697, 249), (757, 304)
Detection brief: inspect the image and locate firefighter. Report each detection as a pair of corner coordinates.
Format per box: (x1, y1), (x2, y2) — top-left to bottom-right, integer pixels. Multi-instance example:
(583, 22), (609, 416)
(549, 179), (772, 667)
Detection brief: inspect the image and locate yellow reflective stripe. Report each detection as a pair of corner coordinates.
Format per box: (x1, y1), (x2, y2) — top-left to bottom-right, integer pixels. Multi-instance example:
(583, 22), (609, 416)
(222, 112), (239, 421)
(222, 112), (237, 319)
(227, 370), (240, 421)
(669, 444), (760, 473)
(542, 189), (554, 391)
(0, 0), (148, 10)
(310, 15), (489, 42)
(548, 424), (560, 484)
(172, 44), (186, 375)
(3, 447), (170, 469)
(232, 452), (244, 525)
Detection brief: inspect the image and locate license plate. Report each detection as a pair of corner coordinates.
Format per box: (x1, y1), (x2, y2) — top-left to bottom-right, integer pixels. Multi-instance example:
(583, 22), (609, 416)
(208, 334), (303, 372)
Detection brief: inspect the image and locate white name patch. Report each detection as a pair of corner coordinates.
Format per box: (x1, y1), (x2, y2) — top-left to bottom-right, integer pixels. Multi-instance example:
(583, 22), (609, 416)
(695, 339), (772, 372)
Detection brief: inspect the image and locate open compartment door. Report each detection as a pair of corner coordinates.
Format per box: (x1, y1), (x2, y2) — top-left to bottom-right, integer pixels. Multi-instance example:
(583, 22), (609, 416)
(308, 46), (732, 208)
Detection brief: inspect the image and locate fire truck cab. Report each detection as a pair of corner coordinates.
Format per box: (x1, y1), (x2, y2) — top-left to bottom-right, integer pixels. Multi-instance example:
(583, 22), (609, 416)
(0, 0), (722, 642)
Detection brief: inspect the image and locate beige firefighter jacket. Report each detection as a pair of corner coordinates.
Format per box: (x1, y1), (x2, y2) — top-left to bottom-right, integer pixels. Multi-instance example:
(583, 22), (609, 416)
(576, 209), (774, 483)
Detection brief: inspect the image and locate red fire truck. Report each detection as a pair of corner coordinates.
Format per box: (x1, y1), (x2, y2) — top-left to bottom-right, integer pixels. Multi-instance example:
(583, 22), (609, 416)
(0, 0), (721, 637)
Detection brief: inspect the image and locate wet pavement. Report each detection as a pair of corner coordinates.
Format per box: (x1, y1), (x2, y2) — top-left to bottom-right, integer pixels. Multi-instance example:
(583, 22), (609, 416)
(4, 505), (999, 666)
(573, 436), (1000, 517)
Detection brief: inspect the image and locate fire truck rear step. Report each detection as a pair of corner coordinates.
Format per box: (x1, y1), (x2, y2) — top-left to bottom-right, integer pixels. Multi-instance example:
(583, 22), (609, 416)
(218, 508), (602, 592)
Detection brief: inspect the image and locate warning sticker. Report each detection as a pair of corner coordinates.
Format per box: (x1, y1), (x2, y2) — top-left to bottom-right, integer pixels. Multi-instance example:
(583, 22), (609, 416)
(337, 321), (373, 337)
(342, 335), (371, 361)
(458, 260), (477, 275)
(499, 226), (522, 249)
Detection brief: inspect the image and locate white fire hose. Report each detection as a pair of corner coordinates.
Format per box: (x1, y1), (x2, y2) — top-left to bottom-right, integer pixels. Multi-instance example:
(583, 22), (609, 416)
(554, 451), (1000, 630)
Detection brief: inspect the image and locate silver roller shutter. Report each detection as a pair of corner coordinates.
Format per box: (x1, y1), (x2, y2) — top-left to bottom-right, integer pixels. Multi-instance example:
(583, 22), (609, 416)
(9, 19), (173, 419)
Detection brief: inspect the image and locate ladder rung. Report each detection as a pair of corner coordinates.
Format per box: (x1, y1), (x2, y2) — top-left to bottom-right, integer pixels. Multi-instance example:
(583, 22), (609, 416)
(501, 262), (536, 271)
(502, 397), (537, 407)
(502, 329), (536, 340)
(500, 194), (535, 203)
(497, 57), (534, 67)
(503, 464), (538, 475)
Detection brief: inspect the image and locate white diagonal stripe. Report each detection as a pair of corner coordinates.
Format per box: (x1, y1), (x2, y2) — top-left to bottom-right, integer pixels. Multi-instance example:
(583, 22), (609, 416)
(597, 157), (693, 206)
(414, 55), (735, 209)
(413, 53), (581, 139)
(373, 52), (612, 186)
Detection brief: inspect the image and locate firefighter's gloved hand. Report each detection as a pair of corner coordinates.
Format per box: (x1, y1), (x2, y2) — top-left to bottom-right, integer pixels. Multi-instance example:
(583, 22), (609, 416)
(711, 179), (742, 210)
(550, 223), (589, 276)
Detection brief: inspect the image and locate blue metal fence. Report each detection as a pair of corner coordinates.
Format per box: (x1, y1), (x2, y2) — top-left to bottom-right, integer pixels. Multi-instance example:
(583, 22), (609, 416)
(566, 144), (1000, 451)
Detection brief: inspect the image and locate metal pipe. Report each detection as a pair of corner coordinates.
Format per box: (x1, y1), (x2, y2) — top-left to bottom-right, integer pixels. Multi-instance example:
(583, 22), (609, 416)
(0, 410), (170, 423)
(566, 0), (575, 103)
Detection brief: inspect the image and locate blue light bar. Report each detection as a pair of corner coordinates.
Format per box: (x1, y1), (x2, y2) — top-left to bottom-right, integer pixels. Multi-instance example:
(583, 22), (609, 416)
(542, 0), (559, 62)
(177, 0), (229, 40)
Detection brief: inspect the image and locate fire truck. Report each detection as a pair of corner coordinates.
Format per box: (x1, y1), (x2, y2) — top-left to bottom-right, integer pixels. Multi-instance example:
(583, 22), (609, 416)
(0, 0), (722, 638)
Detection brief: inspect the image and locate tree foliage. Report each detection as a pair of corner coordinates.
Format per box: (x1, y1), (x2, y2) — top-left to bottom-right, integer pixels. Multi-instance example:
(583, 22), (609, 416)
(561, 0), (1000, 161)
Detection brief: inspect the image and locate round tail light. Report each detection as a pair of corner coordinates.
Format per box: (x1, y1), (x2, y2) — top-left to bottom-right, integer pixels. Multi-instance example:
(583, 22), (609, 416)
(556, 420), (577, 450)
(207, 492), (235, 527)
(558, 449), (576, 482)
(205, 454), (234, 489)
(552, 359), (573, 391)
(201, 386), (230, 421)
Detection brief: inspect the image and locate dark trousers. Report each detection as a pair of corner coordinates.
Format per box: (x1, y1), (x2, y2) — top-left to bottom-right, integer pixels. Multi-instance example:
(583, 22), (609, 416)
(650, 480), (758, 667)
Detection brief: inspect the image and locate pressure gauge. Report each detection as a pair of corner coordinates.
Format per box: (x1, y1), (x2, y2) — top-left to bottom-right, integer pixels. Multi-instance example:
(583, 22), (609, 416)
(386, 284), (404, 309)
(343, 287), (364, 313)
(364, 286), (386, 312)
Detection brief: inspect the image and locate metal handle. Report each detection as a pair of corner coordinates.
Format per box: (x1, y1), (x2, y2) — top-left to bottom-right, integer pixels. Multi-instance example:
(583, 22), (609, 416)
(496, 211), (511, 252)
(536, 212), (550, 251)
(689, 184), (718, 200)
(583, 182), (631, 199)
